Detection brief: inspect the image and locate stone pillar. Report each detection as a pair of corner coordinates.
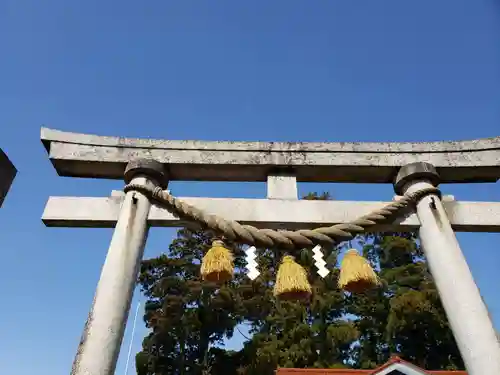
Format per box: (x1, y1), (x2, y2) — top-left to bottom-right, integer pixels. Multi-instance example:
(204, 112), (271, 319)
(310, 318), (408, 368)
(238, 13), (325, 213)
(71, 159), (167, 375)
(0, 148), (16, 208)
(394, 162), (500, 375)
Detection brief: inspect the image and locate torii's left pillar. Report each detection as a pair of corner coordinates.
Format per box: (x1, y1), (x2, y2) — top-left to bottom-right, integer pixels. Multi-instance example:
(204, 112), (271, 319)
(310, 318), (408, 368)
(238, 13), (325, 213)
(0, 148), (16, 208)
(71, 159), (166, 375)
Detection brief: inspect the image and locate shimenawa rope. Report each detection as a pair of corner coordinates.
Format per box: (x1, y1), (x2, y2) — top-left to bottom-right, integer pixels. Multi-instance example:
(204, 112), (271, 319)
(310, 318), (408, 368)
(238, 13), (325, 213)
(123, 183), (441, 250)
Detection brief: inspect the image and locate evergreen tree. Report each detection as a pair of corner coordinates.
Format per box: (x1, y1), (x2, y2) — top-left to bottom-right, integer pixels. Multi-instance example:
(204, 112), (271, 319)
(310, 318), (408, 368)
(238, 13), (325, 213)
(237, 245), (357, 374)
(136, 192), (465, 374)
(136, 229), (246, 375)
(346, 233), (464, 370)
(235, 192), (356, 374)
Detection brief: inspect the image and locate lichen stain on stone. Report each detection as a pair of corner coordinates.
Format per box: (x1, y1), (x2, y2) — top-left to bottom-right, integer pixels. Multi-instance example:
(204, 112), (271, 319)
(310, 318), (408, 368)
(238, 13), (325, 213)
(43, 127), (500, 182)
(70, 296), (97, 375)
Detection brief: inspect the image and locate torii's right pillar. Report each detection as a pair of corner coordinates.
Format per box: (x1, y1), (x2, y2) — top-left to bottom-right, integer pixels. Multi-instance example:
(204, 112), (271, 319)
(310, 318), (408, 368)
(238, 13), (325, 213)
(394, 162), (500, 375)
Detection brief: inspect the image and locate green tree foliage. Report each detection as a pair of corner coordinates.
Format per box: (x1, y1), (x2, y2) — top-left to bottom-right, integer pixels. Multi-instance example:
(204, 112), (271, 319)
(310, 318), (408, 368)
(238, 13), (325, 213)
(347, 233), (463, 370)
(136, 229), (247, 375)
(237, 245), (356, 374)
(136, 193), (464, 375)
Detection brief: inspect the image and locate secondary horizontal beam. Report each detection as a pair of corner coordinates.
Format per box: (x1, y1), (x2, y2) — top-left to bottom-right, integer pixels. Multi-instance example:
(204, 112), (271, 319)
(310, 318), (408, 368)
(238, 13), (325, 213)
(42, 195), (500, 232)
(41, 127), (500, 183)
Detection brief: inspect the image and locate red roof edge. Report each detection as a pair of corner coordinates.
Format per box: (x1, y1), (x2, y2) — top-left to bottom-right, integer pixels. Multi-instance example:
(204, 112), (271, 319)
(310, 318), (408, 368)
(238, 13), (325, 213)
(373, 356), (467, 375)
(275, 356), (467, 375)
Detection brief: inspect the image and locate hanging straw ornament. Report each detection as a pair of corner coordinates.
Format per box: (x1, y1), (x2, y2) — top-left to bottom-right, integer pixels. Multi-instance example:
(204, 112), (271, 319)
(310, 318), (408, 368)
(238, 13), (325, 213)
(338, 249), (380, 293)
(200, 239), (234, 283)
(273, 255), (312, 301)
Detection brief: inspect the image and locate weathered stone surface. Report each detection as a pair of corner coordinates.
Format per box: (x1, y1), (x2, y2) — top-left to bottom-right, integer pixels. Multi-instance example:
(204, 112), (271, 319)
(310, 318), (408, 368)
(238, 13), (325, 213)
(41, 127), (500, 183)
(0, 148), (16, 208)
(42, 195), (500, 232)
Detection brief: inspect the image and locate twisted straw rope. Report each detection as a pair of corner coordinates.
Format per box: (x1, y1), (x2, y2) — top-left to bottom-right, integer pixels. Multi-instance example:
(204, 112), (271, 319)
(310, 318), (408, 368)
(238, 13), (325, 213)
(124, 184), (440, 250)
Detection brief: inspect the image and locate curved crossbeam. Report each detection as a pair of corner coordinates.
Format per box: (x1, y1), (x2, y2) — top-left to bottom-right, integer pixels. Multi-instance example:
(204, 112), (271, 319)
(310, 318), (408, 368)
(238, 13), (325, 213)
(41, 127), (500, 183)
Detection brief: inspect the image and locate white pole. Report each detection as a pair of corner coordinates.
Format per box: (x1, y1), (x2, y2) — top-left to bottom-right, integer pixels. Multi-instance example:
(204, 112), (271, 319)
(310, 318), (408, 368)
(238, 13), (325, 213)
(124, 302), (141, 375)
(71, 160), (164, 375)
(403, 179), (500, 375)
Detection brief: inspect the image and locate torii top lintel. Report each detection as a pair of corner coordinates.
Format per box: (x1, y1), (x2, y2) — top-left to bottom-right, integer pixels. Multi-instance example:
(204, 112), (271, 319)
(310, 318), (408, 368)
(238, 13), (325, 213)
(41, 127), (500, 184)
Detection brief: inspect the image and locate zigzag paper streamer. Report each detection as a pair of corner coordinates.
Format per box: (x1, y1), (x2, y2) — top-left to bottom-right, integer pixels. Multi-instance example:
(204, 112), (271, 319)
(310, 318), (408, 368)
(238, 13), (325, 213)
(312, 245), (330, 278)
(245, 246), (260, 280)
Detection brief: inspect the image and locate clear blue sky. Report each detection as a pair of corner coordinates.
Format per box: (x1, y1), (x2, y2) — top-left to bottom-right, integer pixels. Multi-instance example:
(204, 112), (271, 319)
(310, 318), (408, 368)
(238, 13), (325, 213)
(1, 1), (499, 374)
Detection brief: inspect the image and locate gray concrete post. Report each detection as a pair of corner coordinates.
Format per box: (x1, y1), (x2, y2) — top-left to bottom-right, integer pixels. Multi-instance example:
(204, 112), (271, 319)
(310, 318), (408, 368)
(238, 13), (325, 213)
(394, 162), (500, 375)
(71, 159), (167, 375)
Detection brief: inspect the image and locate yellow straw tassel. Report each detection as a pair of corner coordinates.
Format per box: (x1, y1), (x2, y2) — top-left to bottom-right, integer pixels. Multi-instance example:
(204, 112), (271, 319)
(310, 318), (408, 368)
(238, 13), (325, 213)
(338, 249), (380, 293)
(200, 240), (234, 283)
(273, 255), (312, 301)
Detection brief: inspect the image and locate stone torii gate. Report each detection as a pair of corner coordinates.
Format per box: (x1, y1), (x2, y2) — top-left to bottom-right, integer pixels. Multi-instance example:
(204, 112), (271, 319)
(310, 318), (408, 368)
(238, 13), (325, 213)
(0, 148), (16, 208)
(40, 127), (500, 375)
